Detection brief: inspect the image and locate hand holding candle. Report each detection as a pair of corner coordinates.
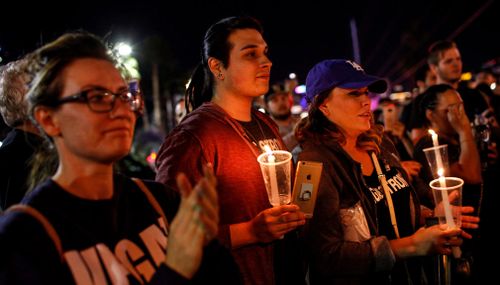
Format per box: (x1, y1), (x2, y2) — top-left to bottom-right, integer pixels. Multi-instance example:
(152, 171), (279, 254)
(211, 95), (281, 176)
(425, 130), (461, 257)
(428, 130), (453, 225)
(429, 177), (463, 258)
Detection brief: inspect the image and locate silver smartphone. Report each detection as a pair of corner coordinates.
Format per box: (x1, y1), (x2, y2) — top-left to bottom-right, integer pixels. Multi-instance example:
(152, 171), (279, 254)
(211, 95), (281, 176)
(291, 161), (323, 218)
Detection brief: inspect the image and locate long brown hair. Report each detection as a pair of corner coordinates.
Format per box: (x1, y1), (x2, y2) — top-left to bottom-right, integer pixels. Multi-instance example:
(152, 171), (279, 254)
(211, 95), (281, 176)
(295, 89), (383, 154)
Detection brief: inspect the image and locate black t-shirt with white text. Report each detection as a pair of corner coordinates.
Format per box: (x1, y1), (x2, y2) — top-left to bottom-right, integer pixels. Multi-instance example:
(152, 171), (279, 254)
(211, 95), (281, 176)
(0, 175), (241, 284)
(364, 166), (413, 240)
(364, 165), (419, 284)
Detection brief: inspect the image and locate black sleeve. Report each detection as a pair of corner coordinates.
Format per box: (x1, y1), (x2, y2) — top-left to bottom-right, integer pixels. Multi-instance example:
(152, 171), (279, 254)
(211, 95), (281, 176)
(143, 180), (242, 284)
(0, 212), (72, 285)
(413, 137), (435, 184)
(459, 87), (489, 121)
(191, 240), (243, 284)
(400, 100), (413, 129)
(384, 135), (433, 208)
(410, 175), (434, 208)
(148, 263), (190, 285)
(408, 95), (426, 130)
(151, 240), (243, 285)
(274, 230), (308, 285)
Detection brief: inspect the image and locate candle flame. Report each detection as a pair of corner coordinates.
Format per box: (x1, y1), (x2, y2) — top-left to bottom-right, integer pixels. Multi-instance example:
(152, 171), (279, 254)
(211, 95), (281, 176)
(429, 128), (439, 148)
(437, 168), (444, 177)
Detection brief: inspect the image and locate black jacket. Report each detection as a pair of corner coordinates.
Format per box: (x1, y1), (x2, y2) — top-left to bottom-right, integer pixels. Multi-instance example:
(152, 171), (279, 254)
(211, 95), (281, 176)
(298, 136), (422, 285)
(0, 129), (43, 211)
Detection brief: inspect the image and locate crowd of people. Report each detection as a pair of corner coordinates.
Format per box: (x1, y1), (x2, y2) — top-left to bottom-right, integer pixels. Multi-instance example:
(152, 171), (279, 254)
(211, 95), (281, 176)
(0, 15), (498, 285)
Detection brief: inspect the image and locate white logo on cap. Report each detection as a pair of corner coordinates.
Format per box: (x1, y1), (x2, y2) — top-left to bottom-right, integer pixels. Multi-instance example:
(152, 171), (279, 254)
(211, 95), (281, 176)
(346, 60), (364, 72)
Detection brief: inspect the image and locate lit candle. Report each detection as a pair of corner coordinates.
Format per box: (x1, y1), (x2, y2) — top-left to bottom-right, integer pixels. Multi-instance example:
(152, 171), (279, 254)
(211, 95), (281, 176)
(429, 129), (439, 147)
(434, 178), (461, 258)
(428, 130), (446, 186)
(264, 145), (280, 206)
(428, 131), (460, 257)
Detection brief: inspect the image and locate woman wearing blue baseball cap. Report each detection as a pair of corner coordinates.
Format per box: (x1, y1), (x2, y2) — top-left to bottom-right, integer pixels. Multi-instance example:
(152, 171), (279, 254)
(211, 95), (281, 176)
(295, 59), (474, 284)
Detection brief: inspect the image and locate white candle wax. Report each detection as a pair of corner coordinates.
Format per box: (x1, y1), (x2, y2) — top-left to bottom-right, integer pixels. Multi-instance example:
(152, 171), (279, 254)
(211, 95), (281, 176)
(429, 130), (446, 186)
(439, 182), (455, 228)
(436, 179), (461, 258)
(264, 146), (280, 206)
(430, 129), (439, 147)
(428, 131), (460, 256)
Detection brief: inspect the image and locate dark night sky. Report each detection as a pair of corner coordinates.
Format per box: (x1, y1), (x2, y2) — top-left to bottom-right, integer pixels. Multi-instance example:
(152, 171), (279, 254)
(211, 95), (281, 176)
(1, 0), (498, 91)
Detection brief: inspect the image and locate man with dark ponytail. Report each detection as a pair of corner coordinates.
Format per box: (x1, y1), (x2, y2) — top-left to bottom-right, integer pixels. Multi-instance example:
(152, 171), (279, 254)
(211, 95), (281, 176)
(155, 16), (306, 285)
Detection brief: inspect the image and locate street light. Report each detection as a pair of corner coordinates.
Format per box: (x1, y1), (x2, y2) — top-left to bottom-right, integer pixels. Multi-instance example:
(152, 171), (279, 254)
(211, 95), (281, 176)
(114, 42), (140, 81)
(116, 42), (132, 57)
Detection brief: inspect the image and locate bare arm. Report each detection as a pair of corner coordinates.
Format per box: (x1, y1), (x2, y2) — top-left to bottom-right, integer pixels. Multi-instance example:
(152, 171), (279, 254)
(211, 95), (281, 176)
(165, 165), (219, 279)
(448, 104), (482, 183)
(389, 226), (462, 259)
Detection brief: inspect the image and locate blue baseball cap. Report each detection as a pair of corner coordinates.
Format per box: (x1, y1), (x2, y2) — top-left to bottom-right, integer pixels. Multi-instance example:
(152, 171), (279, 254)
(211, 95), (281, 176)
(305, 59), (387, 103)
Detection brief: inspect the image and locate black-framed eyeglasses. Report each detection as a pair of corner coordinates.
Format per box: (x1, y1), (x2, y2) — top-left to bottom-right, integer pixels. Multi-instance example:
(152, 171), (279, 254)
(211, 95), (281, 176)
(52, 87), (142, 113)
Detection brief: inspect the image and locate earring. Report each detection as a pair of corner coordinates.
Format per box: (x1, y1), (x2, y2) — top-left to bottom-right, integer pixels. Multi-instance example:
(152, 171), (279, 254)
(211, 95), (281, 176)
(217, 73), (224, 80)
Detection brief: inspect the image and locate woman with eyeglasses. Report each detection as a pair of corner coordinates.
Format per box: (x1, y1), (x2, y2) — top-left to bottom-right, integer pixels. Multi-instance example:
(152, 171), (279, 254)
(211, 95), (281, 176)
(0, 32), (241, 284)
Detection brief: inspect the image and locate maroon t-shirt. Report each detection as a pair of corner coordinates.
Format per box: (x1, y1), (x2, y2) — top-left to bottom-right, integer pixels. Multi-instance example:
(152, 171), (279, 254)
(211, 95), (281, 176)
(156, 102), (286, 285)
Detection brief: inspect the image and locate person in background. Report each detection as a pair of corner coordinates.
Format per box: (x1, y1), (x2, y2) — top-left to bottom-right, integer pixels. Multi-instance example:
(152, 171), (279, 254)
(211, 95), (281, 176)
(264, 90), (299, 151)
(0, 56), (44, 211)
(474, 68), (499, 130)
(376, 98), (413, 160)
(295, 59), (475, 284)
(414, 84), (482, 194)
(414, 63), (437, 96)
(401, 63), (437, 144)
(174, 98), (187, 125)
(427, 40), (488, 122)
(155, 16), (306, 285)
(471, 68), (500, 285)
(375, 98), (432, 207)
(427, 41), (462, 89)
(0, 31), (241, 284)
(413, 83), (484, 284)
(427, 40), (498, 171)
